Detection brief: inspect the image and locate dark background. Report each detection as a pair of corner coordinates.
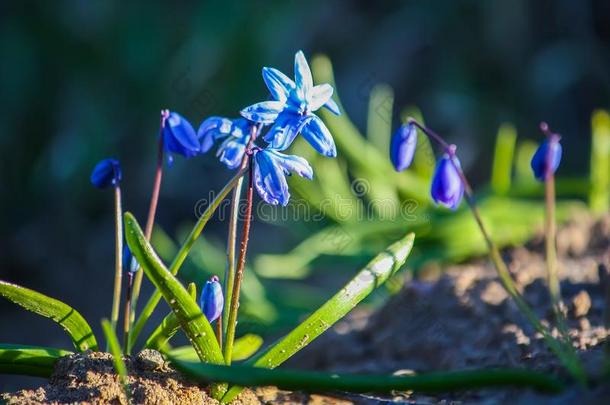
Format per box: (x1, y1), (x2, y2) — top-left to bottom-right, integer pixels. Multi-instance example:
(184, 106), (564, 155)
(1, 0), (609, 390)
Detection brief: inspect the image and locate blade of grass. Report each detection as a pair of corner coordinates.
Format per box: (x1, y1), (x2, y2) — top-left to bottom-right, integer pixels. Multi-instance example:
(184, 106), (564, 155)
(0, 344), (72, 378)
(101, 319), (130, 403)
(222, 233), (415, 402)
(0, 280), (98, 352)
(124, 212), (226, 398)
(169, 334), (263, 362)
(171, 359), (562, 395)
(590, 110), (610, 214)
(491, 123), (517, 195)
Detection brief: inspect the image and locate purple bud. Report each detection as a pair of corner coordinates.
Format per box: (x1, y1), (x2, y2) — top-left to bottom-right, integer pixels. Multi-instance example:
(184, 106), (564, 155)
(90, 158), (122, 189)
(199, 275), (224, 323)
(530, 139), (562, 182)
(162, 111), (200, 161)
(430, 154), (464, 210)
(390, 123), (418, 172)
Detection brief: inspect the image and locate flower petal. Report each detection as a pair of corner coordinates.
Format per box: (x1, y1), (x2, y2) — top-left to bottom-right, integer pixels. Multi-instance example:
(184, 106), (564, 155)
(294, 50), (313, 101)
(90, 158), (122, 189)
(301, 115), (337, 157)
(308, 84), (333, 112)
(240, 100), (285, 124)
(217, 137), (247, 169)
(530, 140), (562, 181)
(200, 276), (224, 323)
(163, 112), (200, 158)
(254, 150), (290, 206)
(262, 67), (295, 102)
(265, 112), (313, 151)
(197, 116), (233, 153)
(268, 150), (313, 180)
(390, 123), (418, 171)
(324, 98), (341, 115)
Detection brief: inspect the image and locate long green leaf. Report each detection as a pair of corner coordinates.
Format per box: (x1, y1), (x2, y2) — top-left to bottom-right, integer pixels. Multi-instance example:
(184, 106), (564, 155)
(145, 283), (197, 351)
(590, 109), (610, 213)
(169, 334), (263, 362)
(0, 344), (72, 378)
(171, 359), (562, 395)
(124, 212), (226, 398)
(491, 123), (517, 195)
(222, 233), (415, 402)
(101, 319), (130, 402)
(0, 280), (98, 352)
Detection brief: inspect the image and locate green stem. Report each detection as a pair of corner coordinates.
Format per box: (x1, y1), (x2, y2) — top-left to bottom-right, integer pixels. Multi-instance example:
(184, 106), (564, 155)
(109, 185), (123, 350)
(122, 272), (134, 354)
(169, 360), (563, 399)
(130, 115), (167, 335)
(130, 167), (247, 345)
(222, 175), (244, 337)
(223, 159), (254, 365)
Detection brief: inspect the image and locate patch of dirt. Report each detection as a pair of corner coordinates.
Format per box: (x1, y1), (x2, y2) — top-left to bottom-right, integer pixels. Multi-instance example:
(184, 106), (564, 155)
(289, 213), (610, 403)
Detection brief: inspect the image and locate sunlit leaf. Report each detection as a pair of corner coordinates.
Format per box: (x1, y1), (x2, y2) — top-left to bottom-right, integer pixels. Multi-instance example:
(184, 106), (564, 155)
(491, 123), (517, 195)
(0, 280), (98, 352)
(101, 319), (130, 401)
(222, 233), (415, 402)
(169, 333), (263, 362)
(0, 344), (72, 378)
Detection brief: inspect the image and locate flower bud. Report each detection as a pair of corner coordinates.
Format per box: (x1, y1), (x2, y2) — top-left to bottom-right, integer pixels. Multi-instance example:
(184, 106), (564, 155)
(162, 111), (200, 163)
(199, 275), (224, 323)
(430, 154), (464, 210)
(390, 123), (417, 172)
(530, 139), (562, 181)
(90, 158), (122, 189)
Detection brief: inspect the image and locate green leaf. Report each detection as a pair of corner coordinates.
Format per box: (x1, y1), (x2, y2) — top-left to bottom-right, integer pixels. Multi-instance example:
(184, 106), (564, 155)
(0, 280), (98, 352)
(145, 283), (197, 351)
(491, 123), (517, 195)
(170, 359), (562, 397)
(101, 319), (130, 401)
(169, 334), (263, 362)
(0, 344), (72, 378)
(590, 109), (610, 214)
(367, 84), (394, 154)
(124, 212), (226, 398)
(222, 233), (415, 402)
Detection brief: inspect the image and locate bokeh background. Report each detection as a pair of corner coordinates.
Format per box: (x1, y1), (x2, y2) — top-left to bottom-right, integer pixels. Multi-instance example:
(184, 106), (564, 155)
(2, 0), (609, 390)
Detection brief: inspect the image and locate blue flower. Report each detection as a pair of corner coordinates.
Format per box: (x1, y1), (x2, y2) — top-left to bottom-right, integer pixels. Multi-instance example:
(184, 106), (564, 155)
(198, 117), (253, 169)
(531, 139), (562, 181)
(430, 154), (464, 210)
(122, 245), (139, 274)
(162, 111), (200, 165)
(390, 123), (418, 172)
(200, 275), (224, 323)
(90, 158), (122, 189)
(253, 148), (313, 206)
(240, 51), (339, 156)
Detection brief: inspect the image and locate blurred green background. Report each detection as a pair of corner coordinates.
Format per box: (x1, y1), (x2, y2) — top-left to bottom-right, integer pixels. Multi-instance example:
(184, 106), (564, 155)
(1, 0), (609, 390)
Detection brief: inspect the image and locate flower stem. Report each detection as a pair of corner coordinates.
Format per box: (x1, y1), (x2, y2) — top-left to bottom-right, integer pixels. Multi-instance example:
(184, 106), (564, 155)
(129, 167), (247, 345)
(122, 272), (134, 353)
(222, 174), (244, 337)
(408, 118), (586, 384)
(223, 158), (255, 365)
(128, 110), (168, 350)
(109, 185), (124, 351)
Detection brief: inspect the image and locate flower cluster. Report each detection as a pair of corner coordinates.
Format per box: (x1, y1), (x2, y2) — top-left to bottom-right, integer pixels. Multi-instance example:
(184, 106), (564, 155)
(390, 123), (464, 210)
(200, 50), (339, 206)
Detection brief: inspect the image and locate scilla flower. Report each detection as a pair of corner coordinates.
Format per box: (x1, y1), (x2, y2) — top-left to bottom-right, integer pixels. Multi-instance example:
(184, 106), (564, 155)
(390, 123), (418, 171)
(162, 111), (200, 165)
(254, 148), (313, 206)
(90, 158), (122, 188)
(430, 153), (464, 210)
(198, 117), (253, 169)
(122, 245), (139, 274)
(531, 139), (562, 181)
(200, 275), (224, 323)
(240, 51), (339, 157)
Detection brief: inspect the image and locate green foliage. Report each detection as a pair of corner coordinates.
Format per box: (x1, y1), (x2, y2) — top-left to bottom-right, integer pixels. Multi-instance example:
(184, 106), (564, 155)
(169, 334), (263, 363)
(170, 360), (562, 397)
(0, 280), (98, 352)
(0, 344), (72, 378)
(222, 233), (415, 403)
(590, 110), (610, 214)
(491, 123), (517, 195)
(101, 319), (130, 401)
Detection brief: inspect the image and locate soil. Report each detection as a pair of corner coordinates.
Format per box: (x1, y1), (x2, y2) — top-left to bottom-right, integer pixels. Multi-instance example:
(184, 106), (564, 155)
(3, 213), (610, 404)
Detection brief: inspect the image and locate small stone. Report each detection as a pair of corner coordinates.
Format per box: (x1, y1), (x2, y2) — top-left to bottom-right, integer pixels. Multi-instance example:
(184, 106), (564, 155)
(136, 349), (165, 371)
(571, 290), (592, 318)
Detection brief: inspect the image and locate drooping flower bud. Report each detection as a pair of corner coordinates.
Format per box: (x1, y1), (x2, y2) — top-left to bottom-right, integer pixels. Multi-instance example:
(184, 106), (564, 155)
(199, 275), (224, 323)
(530, 139), (562, 182)
(90, 158), (122, 189)
(162, 111), (200, 164)
(122, 245), (139, 274)
(390, 123), (417, 171)
(430, 154), (464, 210)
